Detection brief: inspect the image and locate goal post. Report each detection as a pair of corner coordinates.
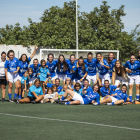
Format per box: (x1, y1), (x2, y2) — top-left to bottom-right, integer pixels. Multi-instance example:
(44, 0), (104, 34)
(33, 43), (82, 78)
(40, 49), (119, 61)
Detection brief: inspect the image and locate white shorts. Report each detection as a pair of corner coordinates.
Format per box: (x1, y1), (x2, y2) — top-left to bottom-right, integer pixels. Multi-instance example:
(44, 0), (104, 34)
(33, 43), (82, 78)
(72, 92), (84, 105)
(56, 74), (67, 81)
(99, 73), (111, 84)
(110, 96), (118, 102)
(51, 75), (57, 81)
(17, 75), (22, 81)
(115, 75), (128, 90)
(7, 72), (20, 83)
(86, 75), (97, 84)
(29, 77), (37, 84)
(128, 75), (139, 85)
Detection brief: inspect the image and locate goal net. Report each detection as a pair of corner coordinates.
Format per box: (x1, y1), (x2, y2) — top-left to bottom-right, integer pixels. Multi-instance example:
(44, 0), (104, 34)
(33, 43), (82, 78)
(40, 49), (119, 61)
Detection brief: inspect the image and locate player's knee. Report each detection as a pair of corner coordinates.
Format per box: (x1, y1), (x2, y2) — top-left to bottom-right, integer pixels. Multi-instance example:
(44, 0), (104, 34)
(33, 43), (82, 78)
(2, 85), (6, 89)
(76, 100), (80, 104)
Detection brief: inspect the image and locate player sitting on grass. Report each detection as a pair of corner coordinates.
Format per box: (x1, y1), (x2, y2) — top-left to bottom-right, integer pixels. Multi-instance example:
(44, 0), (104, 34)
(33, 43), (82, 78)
(21, 68), (33, 99)
(18, 79), (44, 104)
(65, 77), (74, 90)
(44, 78), (62, 94)
(93, 84), (128, 105)
(58, 84), (100, 105)
(100, 80), (121, 100)
(41, 86), (58, 103)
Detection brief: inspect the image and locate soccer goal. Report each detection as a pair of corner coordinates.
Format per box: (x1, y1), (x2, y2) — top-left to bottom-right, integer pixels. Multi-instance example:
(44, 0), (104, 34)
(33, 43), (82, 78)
(40, 49), (119, 61)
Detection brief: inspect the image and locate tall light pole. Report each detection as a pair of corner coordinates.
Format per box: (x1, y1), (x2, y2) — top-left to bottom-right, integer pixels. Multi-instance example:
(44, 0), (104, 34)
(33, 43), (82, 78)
(76, 0), (78, 58)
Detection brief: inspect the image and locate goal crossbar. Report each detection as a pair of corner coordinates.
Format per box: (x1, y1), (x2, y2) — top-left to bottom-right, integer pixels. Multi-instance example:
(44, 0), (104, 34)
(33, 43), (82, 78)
(40, 49), (119, 60)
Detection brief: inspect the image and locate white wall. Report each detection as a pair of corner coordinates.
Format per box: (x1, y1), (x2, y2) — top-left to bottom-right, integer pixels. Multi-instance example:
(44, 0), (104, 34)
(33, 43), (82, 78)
(0, 44), (43, 64)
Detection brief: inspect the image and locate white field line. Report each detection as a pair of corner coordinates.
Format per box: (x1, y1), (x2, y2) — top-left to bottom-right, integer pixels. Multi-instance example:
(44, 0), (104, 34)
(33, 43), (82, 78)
(0, 113), (140, 131)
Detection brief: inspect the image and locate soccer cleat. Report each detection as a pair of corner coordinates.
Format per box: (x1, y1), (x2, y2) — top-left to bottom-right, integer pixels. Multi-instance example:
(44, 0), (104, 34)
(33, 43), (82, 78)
(16, 100), (19, 104)
(59, 101), (66, 105)
(55, 99), (61, 103)
(93, 103), (98, 106)
(9, 99), (14, 102)
(135, 100), (140, 104)
(31, 100), (36, 104)
(13, 98), (17, 102)
(2, 98), (5, 102)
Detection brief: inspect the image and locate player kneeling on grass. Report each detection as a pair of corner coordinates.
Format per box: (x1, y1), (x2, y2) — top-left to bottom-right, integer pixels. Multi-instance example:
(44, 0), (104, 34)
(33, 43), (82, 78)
(18, 79), (44, 104)
(58, 84), (100, 105)
(21, 68), (33, 99)
(93, 84), (128, 106)
(41, 86), (58, 103)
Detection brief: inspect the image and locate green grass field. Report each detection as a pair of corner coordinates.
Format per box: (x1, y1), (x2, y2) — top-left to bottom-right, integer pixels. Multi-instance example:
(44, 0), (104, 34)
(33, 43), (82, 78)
(0, 84), (140, 140)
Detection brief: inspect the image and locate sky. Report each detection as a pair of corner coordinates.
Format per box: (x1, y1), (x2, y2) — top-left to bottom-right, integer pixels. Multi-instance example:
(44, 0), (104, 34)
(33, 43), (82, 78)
(0, 0), (140, 33)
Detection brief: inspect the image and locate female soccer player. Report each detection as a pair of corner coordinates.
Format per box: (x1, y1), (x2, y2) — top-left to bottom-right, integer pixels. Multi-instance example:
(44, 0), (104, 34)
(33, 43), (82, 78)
(66, 54), (77, 84)
(37, 59), (50, 85)
(84, 52), (97, 84)
(5, 50), (20, 102)
(93, 84), (128, 105)
(73, 56), (88, 85)
(107, 52), (117, 79)
(0, 52), (7, 102)
(112, 60), (130, 90)
(56, 54), (68, 85)
(18, 46), (38, 81)
(100, 80), (121, 98)
(59, 84), (100, 105)
(29, 58), (41, 86)
(125, 53), (140, 102)
(96, 53), (110, 84)
(18, 79), (44, 104)
(46, 53), (57, 84)
(21, 68), (33, 98)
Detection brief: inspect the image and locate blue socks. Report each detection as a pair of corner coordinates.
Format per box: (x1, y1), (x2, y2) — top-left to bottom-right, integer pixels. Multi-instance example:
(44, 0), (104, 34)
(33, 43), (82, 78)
(18, 95), (22, 100)
(61, 96), (66, 101)
(66, 102), (70, 105)
(97, 101), (100, 105)
(8, 93), (12, 99)
(136, 94), (139, 100)
(112, 102), (115, 105)
(14, 93), (18, 98)
(129, 95), (132, 102)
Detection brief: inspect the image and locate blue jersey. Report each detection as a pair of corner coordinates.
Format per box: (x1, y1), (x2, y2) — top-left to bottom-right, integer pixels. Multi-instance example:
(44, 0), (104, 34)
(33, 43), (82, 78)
(83, 92), (100, 105)
(113, 90), (128, 102)
(5, 57), (19, 72)
(21, 74), (33, 84)
(96, 59), (109, 75)
(81, 85), (93, 93)
(29, 64), (41, 78)
(38, 67), (50, 81)
(125, 60), (140, 76)
(76, 64), (88, 80)
(21, 76), (29, 84)
(66, 59), (77, 80)
(56, 60), (68, 74)
(58, 90), (65, 95)
(28, 85), (43, 97)
(100, 85), (117, 97)
(46, 83), (62, 93)
(108, 59), (117, 77)
(84, 59), (97, 76)
(46, 60), (57, 78)
(18, 57), (31, 77)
